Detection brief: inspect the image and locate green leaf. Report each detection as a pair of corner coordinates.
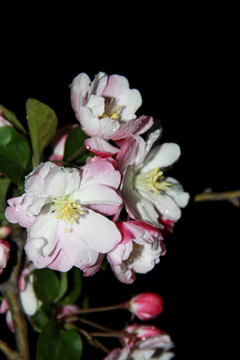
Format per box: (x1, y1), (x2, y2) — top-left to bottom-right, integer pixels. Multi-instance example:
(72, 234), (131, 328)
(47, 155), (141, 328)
(58, 268), (82, 305)
(0, 104), (27, 135)
(37, 318), (83, 360)
(26, 98), (58, 167)
(63, 126), (89, 164)
(31, 303), (53, 331)
(0, 126), (31, 187)
(33, 269), (61, 304)
(0, 177), (11, 223)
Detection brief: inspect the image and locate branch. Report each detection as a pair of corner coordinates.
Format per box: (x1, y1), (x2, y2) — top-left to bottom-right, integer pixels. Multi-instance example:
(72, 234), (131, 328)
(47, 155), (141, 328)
(0, 339), (18, 360)
(194, 189), (240, 206)
(0, 224), (30, 360)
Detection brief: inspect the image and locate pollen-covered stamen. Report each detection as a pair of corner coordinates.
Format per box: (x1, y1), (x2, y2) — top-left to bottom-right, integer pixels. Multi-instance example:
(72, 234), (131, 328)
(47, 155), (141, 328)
(135, 167), (172, 196)
(99, 98), (121, 120)
(52, 195), (84, 233)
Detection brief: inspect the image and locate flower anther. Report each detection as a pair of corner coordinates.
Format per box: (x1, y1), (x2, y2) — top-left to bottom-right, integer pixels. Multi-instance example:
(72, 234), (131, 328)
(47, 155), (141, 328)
(99, 98), (121, 120)
(52, 195), (85, 233)
(135, 166), (172, 196)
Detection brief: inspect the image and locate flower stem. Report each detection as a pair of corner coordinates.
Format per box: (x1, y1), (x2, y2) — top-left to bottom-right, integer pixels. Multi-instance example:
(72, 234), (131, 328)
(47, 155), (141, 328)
(77, 316), (122, 334)
(194, 189), (240, 206)
(58, 302), (128, 320)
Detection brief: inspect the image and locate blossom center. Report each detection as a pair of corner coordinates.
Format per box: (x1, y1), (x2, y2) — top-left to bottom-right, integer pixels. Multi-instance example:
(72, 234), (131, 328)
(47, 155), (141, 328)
(52, 195), (84, 232)
(126, 243), (142, 265)
(135, 167), (172, 196)
(99, 98), (121, 120)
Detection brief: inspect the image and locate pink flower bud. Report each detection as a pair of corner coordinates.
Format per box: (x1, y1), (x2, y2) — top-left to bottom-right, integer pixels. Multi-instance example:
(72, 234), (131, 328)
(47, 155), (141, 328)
(0, 239), (11, 275)
(124, 324), (163, 346)
(128, 292), (163, 321)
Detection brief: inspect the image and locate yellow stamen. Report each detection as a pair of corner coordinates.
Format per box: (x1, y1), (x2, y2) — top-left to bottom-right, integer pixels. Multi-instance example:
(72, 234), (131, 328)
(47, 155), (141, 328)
(53, 196), (84, 233)
(99, 98), (121, 120)
(135, 167), (172, 196)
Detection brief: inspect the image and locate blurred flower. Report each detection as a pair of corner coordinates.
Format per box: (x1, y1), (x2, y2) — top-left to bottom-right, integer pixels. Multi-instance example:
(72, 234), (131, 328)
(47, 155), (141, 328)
(127, 292), (164, 321)
(18, 264), (41, 316)
(0, 298), (14, 332)
(117, 131), (190, 226)
(5, 160), (122, 273)
(107, 221), (166, 284)
(0, 225), (11, 239)
(0, 239), (11, 275)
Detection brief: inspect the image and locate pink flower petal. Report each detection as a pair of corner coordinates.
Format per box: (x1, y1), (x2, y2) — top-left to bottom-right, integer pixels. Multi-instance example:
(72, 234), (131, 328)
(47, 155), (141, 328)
(5, 194), (36, 228)
(102, 74), (129, 99)
(81, 158), (121, 189)
(85, 137), (119, 157)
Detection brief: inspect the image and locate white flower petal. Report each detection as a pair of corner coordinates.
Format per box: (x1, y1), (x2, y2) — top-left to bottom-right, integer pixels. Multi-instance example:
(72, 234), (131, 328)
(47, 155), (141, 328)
(28, 212), (59, 256)
(71, 209), (121, 253)
(73, 184), (122, 207)
(86, 95), (105, 117)
(140, 143), (181, 173)
(43, 166), (80, 197)
(140, 189), (182, 221)
(89, 72), (108, 97)
(20, 276), (40, 316)
(166, 177), (190, 208)
(70, 73), (91, 111)
(120, 89), (142, 121)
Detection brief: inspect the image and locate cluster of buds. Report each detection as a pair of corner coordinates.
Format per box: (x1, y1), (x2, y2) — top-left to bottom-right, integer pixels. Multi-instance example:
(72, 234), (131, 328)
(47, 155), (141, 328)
(105, 293), (174, 360)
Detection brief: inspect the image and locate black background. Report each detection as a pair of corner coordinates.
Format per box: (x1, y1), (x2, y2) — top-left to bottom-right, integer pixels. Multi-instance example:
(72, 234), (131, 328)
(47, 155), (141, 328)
(0, 7), (239, 359)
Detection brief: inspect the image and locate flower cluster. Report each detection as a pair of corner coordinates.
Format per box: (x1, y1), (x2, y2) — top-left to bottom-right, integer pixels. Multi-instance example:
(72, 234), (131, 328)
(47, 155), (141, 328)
(4, 71), (189, 284)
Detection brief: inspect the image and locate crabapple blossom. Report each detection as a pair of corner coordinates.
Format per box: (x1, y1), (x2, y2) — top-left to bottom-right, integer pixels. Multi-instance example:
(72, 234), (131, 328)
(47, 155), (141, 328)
(0, 239), (11, 275)
(104, 332), (175, 360)
(117, 131), (190, 226)
(107, 221), (166, 284)
(70, 72), (153, 155)
(127, 292), (164, 321)
(0, 225), (11, 238)
(5, 160), (122, 273)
